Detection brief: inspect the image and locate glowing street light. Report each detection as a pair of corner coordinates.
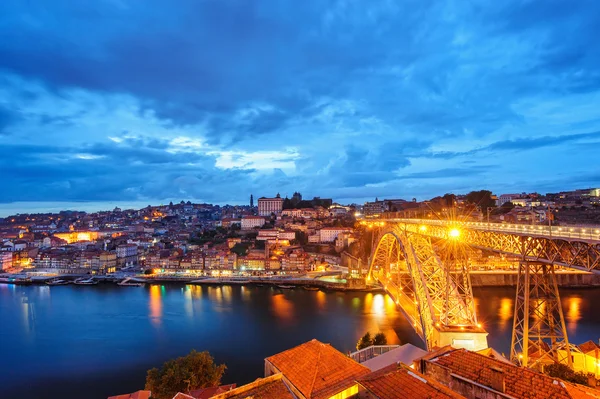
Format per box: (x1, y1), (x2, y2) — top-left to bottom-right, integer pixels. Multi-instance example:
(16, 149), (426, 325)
(448, 228), (461, 239)
(419, 225), (427, 232)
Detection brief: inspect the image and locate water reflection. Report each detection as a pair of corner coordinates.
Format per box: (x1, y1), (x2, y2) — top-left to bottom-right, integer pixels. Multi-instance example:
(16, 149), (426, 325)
(498, 297), (513, 332)
(316, 290), (326, 311)
(566, 296), (582, 334)
(271, 293), (295, 322)
(240, 286), (251, 303)
(184, 286), (193, 318)
(149, 285), (162, 327)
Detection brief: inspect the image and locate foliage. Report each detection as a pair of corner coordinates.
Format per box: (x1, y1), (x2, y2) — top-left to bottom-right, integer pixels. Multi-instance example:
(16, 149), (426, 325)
(492, 201), (515, 215)
(254, 240), (266, 250)
(372, 332), (388, 346)
(292, 230), (308, 246)
(356, 332), (373, 350)
(230, 243), (250, 257)
(544, 363), (589, 386)
(465, 190), (496, 209)
(145, 350), (226, 399)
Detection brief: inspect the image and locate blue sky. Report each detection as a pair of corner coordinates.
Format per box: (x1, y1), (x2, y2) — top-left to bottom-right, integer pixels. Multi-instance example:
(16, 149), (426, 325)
(1, 0), (599, 215)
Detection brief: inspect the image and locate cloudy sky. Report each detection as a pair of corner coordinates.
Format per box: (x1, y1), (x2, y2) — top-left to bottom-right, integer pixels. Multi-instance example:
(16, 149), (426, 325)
(1, 0), (599, 215)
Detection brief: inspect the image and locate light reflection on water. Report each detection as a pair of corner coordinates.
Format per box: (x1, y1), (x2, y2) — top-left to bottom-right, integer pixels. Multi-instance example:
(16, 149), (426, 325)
(149, 285), (162, 326)
(566, 296), (582, 334)
(1, 285), (598, 399)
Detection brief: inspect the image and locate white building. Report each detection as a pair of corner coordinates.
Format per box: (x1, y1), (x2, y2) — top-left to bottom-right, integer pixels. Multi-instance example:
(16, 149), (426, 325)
(257, 229), (296, 241)
(241, 216), (266, 230)
(497, 193), (522, 206)
(116, 243), (138, 267)
(258, 195), (284, 216)
(319, 227), (354, 243)
(0, 251), (12, 270)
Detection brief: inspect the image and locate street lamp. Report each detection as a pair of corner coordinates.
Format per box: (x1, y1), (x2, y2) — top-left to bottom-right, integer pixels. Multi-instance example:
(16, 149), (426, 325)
(449, 228), (461, 239)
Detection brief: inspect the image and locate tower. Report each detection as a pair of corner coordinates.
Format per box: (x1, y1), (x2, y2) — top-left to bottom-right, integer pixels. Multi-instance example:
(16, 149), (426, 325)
(250, 194), (254, 208)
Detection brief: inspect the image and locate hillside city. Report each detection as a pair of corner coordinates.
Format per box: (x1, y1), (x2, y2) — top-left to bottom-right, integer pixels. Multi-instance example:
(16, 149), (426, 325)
(1, 188), (599, 278)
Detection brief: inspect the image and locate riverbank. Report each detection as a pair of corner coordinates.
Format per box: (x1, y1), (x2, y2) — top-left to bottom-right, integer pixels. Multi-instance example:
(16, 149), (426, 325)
(0, 273), (383, 292)
(470, 271), (600, 287)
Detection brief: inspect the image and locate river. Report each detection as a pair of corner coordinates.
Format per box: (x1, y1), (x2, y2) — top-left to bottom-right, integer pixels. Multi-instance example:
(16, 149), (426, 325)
(0, 284), (598, 399)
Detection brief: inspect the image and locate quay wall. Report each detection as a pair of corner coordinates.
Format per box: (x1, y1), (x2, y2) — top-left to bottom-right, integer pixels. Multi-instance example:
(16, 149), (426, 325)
(470, 272), (600, 287)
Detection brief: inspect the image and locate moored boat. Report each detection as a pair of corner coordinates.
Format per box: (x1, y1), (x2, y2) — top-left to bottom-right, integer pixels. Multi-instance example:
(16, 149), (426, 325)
(303, 286), (319, 291)
(74, 277), (98, 285)
(46, 278), (70, 286)
(277, 284), (295, 289)
(117, 278), (144, 287)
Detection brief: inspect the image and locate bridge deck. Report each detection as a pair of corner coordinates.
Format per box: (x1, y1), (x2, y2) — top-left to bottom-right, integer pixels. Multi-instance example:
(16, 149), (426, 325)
(381, 217), (600, 243)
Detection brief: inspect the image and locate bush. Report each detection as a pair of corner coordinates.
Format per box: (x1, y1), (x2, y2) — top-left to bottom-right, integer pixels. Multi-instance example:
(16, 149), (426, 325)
(356, 332), (373, 350)
(544, 363), (589, 386)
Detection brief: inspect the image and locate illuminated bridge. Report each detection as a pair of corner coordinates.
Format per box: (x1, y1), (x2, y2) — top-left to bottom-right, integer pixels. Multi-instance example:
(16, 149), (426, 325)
(366, 215), (600, 368)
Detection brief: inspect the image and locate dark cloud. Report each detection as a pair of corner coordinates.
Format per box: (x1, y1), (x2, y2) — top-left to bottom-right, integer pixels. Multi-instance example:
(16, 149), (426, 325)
(1, 0), (600, 209)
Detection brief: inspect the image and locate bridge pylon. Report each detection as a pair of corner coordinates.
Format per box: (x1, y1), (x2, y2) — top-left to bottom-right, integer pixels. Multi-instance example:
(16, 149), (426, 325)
(510, 261), (572, 369)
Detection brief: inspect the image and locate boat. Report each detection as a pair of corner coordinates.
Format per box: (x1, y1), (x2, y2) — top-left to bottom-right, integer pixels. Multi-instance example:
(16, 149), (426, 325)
(303, 286), (320, 291)
(117, 277), (144, 287)
(46, 278), (70, 286)
(74, 277), (98, 285)
(277, 285), (295, 289)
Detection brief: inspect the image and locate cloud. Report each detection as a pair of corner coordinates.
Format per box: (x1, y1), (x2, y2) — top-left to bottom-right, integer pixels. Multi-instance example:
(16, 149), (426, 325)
(1, 0), (600, 211)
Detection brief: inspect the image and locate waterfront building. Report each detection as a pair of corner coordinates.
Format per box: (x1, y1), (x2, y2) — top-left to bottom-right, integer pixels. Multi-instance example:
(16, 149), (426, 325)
(265, 339), (371, 399)
(258, 194), (284, 216)
(0, 251), (12, 270)
(116, 243), (138, 268)
(281, 249), (309, 271)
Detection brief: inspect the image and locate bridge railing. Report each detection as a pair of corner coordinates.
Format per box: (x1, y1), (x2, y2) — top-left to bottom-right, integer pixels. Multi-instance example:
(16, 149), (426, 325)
(349, 345), (400, 363)
(379, 215), (600, 242)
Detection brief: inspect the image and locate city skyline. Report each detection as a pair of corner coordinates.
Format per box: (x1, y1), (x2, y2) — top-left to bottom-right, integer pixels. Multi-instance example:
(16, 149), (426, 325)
(2, 1), (600, 215)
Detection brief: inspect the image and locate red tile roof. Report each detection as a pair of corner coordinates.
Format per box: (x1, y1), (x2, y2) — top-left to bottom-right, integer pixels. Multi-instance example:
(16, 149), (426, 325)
(107, 390), (151, 399)
(265, 339), (370, 399)
(210, 374), (295, 399)
(358, 363), (466, 399)
(188, 384), (236, 399)
(578, 340), (600, 354)
(427, 349), (595, 399)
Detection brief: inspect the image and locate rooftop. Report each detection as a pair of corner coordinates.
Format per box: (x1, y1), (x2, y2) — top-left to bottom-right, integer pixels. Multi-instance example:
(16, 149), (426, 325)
(358, 363), (466, 399)
(426, 348), (599, 399)
(210, 374), (295, 399)
(265, 339), (370, 399)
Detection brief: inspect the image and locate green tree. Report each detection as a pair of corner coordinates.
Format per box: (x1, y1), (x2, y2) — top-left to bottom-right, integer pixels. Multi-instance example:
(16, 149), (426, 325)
(465, 190), (496, 209)
(231, 243), (249, 257)
(145, 350), (226, 399)
(372, 332), (388, 346)
(356, 332), (373, 350)
(544, 363), (589, 386)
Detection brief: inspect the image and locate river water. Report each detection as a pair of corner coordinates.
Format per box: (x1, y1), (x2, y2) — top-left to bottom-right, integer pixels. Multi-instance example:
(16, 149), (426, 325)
(0, 284), (598, 399)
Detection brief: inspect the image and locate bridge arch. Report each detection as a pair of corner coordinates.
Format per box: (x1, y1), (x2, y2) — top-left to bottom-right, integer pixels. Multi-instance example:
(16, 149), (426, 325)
(368, 228), (486, 351)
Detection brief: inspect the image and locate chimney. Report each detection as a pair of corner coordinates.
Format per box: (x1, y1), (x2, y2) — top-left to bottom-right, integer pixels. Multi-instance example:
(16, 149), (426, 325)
(489, 366), (505, 393)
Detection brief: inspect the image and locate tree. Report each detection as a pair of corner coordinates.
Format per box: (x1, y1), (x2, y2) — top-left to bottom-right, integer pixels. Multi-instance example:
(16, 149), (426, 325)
(372, 332), (388, 346)
(145, 350), (226, 399)
(356, 332), (373, 350)
(465, 190), (496, 209)
(544, 363), (589, 386)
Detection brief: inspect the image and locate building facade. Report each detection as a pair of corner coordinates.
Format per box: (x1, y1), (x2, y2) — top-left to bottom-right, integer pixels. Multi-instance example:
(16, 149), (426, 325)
(258, 195), (284, 216)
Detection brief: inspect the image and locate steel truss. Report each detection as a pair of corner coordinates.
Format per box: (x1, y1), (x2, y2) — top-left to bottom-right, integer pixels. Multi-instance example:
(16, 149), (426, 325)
(510, 262), (572, 369)
(396, 221), (600, 272)
(369, 227), (478, 350)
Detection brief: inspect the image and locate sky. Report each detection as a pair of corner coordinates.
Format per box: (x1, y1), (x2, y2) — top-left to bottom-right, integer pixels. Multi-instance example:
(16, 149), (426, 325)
(1, 0), (600, 216)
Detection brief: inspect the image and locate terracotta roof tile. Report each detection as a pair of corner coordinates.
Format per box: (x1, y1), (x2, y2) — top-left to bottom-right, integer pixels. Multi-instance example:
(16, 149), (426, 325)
(358, 363), (466, 399)
(428, 349), (591, 399)
(265, 339), (370, 399)
(107, 390), (151, 399)
(210, 374), (295, 399)
(578, 340), (600, 354)
(188, 384), (236, 399)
